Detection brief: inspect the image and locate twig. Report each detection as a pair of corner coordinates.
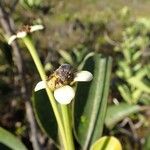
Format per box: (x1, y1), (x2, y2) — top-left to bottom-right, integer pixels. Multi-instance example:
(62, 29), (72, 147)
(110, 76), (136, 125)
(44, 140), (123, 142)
(10, 0), (19, 14)
(120, 117), (138, 139)
(0, 4), (41, 150)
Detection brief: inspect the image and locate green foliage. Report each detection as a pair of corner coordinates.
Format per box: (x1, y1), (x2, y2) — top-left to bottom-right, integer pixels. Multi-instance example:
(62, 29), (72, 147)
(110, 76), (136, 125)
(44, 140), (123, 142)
(73, 54), (112, 149)
(33, 90), (58, 145)
(32, 54), (112, 149)
(144, 134), (150, 150)
(1, 1), (150, 149)
(58, 45), (90, 68)
(105, 103), (140, 129)
(20, 0), (41, 9)
(0, 127), (27, 150)
(115, 18), (150, 104)
(58, 49), (74, 65)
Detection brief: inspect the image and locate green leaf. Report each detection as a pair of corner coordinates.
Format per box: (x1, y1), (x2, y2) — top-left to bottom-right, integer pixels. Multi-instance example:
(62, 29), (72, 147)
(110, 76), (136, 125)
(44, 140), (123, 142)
(58, 50), (74, 65)
(118, 61), (131, 78)
(0, 127), (27, 150)
(105, 103), (140, 129)
(20, 0), (41, 8)
(33, 90), (58, 144)
(132, 50), (142, 62)
(78, 52), (95, 70)
(127, 77), (150, 93)
(117, 84), (132, 104)
(134, 67), (147, 79)
(73, 54), (112, 149)
(143, 134), (150, 150)
(132, 89), (142, 103)
(72, 47), (88, 64)
(90, 136), (122, 150)
(139, 93), (150, 105)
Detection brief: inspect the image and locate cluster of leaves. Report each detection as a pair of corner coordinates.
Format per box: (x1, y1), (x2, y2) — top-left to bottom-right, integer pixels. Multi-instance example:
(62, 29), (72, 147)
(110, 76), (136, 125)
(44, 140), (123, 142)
(115, 18), (150, 104)
(104, 14), (150, 149)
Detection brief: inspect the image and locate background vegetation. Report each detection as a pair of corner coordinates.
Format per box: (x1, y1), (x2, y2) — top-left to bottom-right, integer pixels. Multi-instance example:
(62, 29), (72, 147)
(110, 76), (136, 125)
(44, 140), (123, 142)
(0, 0), (150, 149)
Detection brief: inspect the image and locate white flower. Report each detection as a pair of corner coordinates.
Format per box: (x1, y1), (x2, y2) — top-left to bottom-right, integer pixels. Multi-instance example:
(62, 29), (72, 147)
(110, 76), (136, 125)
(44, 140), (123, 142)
(74, 71), (93, 82)
(8, 25), (44, 45)
(34, 64), (93, 105)
(54, 85), (75, 105)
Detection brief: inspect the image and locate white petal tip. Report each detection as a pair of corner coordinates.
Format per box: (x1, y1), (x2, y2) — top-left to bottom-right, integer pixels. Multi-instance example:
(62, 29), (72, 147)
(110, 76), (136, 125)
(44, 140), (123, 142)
(8, 35), (17, 45)
(54, 85), (75, 105)
(34, 81), (46, 92)
(16, 31), (27, 38)
(74, 71), (93, 82)
(30, 25), (44, 32)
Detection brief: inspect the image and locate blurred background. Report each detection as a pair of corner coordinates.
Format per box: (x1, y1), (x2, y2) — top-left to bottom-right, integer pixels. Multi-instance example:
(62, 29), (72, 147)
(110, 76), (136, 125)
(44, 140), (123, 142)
(0, 0), (150, 149)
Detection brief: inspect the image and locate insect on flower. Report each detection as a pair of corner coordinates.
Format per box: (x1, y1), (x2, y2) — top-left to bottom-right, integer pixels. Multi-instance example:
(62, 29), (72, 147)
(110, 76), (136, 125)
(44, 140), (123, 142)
(8, 24), (44, 45)
(35, 64), (93, 104)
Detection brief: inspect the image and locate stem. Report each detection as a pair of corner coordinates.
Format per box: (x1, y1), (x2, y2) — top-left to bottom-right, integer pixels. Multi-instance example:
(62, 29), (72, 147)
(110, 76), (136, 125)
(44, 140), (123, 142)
(22, 36), (68, 150)
(23, 36), (45, 80)
(61, 105), (75, 150)
(0, 5), (41, 150)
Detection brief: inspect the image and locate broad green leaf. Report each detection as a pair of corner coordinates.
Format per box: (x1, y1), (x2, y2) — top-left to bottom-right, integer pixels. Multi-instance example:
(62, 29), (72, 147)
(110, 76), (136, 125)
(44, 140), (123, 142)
(0, 127), (27, 150)
(33, 90), (58, 144)
(73, 54), (112, 149)
(105, 103), (140, 129)
(0, 143), (11, 150)
(90, 136), (122, 150)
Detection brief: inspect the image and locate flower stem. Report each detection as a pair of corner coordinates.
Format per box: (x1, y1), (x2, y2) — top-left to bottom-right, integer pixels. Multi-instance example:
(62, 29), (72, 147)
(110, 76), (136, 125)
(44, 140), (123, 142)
(61, 105), (75, 150)
(22, 36), (68, 150)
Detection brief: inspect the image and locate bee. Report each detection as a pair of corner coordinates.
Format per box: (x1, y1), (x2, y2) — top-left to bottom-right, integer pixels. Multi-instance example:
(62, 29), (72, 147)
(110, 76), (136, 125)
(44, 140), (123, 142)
(47, 64), (75, 91)
(18, 25), (31, 33)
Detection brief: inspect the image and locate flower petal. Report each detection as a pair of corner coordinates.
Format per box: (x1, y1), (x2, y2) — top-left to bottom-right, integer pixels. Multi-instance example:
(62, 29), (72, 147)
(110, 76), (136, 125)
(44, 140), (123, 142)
(34, 81), (46, 92)
(54, 85), (75, 104)
(8, 35), (17, 45)
(74, 71), (93, 82)
(30, 25), (44, 32)
(16, 31), (27, 38)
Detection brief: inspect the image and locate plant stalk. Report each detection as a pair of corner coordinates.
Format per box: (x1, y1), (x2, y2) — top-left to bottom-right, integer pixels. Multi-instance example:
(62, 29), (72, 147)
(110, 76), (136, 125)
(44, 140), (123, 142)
(22, 36), (68, 150)
(61, 105), (75, 150)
